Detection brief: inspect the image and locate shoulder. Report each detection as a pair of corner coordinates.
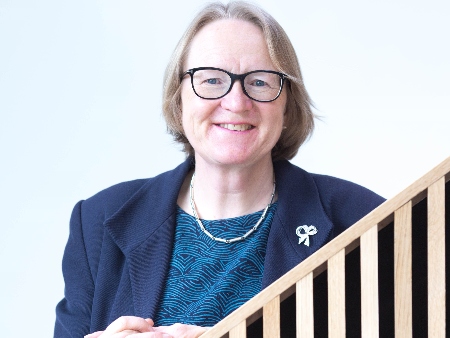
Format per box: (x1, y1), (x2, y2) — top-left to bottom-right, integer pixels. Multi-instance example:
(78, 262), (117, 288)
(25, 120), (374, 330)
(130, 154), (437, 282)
(80, 158), (193, 222)
(276, 159), (384, 206)
(81, 178), (151, 221)
(71, 178), (155, 277)
(311, 173), (385, 235)
(311, 173), (384, 204)
(275, 160), (385, 235)
(65, 159), (192, 272)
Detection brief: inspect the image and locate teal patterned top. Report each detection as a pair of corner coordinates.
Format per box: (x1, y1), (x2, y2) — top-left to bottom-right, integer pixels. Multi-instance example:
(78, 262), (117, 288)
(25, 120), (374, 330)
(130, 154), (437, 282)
(154, 202), (278, 326)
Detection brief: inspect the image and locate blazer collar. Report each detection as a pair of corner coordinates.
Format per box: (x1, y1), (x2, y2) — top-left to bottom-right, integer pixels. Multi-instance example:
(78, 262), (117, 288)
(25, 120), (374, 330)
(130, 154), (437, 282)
(262, 160), (334, 287)
(104, 157), (194, 318)
(104, 158), (193, 254)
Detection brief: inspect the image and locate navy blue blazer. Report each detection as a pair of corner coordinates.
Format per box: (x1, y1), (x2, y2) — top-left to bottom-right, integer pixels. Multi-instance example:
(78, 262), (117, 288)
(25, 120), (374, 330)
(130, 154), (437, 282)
(54, 159), (384, 337)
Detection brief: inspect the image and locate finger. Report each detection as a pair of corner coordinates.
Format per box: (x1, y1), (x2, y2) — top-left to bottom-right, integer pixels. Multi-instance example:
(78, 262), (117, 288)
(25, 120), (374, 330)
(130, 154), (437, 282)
(154, 323), (207, 337)
(151, 327), (174, 338)
(86, 329), (141, 338)
(84, 332), (104, 338)
(144, 318), (155, 327)
(152, 326), (169, 333)
(125, 333), (173, 338)
(103, 316), (153, 335)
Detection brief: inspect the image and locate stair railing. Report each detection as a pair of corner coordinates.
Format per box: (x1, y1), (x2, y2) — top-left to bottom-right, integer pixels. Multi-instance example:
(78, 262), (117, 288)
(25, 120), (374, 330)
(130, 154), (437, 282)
(200, 156), (449, 338)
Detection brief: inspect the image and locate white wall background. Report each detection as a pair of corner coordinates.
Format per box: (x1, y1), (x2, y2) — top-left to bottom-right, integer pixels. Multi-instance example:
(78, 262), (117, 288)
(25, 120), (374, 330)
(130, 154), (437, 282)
(0, 0), (448, 336)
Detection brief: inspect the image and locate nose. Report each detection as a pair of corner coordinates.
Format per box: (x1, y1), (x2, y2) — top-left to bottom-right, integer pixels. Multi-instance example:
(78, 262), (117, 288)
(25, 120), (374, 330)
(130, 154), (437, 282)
(220, 80), (253, 112)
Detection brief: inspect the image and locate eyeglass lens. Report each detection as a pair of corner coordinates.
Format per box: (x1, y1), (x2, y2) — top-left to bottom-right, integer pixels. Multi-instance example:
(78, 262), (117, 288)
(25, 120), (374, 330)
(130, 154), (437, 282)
(191, 69), (282, 101)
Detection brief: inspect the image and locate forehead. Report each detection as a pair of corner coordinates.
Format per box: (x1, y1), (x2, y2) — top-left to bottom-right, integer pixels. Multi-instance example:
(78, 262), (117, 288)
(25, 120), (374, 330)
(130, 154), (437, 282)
(184, 19), (274, 71)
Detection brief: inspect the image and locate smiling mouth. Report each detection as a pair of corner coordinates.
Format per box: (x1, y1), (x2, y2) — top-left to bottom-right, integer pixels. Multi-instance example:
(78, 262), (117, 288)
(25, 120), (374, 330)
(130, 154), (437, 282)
(218, 124), (254, 131)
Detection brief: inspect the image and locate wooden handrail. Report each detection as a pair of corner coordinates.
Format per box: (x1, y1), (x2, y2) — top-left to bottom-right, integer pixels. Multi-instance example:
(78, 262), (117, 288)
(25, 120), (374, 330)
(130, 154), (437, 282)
(201, 156), (449, 337)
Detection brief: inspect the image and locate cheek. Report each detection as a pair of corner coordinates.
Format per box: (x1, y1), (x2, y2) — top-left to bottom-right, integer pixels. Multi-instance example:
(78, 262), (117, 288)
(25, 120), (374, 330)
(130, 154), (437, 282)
(278, 95), (288, 128)
(180, 84), (197, 130)
(275, 98), (287, 128)
(180, 82), (192, 115)
(180, 89), (210, 140)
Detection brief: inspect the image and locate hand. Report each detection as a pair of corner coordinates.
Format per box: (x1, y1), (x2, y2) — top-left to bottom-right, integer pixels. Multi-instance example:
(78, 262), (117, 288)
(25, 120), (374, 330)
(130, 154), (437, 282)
(154, 323), (207, 338)
(84, 317), (173, 338)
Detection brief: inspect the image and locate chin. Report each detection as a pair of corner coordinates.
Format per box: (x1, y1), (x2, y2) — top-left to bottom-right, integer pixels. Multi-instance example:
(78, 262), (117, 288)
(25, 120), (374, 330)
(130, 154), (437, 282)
(204, 149), (272, 168)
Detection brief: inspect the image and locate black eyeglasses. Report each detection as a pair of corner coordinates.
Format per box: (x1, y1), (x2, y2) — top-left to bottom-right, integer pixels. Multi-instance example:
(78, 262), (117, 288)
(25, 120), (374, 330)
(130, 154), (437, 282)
(182, 67), (287, 102)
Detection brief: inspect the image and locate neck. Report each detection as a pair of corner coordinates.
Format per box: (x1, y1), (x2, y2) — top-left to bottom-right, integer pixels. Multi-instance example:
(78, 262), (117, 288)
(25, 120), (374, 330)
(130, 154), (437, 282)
(178, 156), (276, 220)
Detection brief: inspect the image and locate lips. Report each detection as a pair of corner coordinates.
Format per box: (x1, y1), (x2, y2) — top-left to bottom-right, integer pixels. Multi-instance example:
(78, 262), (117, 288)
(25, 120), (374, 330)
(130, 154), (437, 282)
(218, 123), (254, 131)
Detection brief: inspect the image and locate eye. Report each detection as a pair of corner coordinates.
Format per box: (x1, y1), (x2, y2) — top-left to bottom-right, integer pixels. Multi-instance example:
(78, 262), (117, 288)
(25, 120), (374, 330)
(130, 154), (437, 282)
(246, 72), (280, 90)
(248, 78), (271, 88)
(254, 80), (266, 87)
(206, 78), (219, 85)
(199, 77), (224, 86)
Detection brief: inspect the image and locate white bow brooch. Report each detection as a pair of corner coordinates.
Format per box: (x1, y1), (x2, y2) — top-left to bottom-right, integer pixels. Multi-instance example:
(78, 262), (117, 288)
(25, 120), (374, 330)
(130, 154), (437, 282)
(296, 225), (318, 247)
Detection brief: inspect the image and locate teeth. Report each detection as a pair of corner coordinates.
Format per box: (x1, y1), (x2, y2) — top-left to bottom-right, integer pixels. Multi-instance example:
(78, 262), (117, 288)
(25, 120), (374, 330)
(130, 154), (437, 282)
(219, 124), (253, 131)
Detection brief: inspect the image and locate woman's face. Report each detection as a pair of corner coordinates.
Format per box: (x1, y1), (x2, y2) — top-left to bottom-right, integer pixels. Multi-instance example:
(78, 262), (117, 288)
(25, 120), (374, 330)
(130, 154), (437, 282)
(181, 19), (287, 168)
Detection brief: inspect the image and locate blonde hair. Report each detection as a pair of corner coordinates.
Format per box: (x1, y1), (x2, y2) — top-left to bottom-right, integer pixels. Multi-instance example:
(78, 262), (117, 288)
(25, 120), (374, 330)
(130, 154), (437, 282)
(162, 1), (315, 161)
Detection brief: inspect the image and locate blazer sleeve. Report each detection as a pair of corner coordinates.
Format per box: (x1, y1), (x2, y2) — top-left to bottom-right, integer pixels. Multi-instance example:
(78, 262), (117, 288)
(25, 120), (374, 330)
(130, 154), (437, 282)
(54, 200), (95, 337)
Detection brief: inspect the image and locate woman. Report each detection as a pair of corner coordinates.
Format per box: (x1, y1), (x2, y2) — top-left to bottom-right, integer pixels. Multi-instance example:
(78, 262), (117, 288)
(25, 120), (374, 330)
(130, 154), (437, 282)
(55, 2), (384, 337)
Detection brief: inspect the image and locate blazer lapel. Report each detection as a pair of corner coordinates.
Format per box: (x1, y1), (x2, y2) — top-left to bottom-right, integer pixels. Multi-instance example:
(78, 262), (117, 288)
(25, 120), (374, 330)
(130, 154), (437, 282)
(104, 158), (194, 318)
(262, 160), (334, 288)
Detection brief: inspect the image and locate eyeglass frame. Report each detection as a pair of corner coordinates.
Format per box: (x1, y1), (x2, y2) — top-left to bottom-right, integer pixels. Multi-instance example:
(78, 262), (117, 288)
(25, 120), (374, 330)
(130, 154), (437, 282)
(181, 67), (288, 103)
